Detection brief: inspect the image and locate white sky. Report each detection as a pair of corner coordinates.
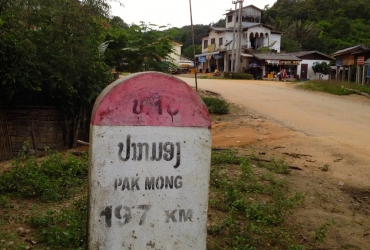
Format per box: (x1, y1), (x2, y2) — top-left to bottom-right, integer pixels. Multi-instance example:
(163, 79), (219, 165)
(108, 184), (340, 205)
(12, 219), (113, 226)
(110, 0), (277, 28)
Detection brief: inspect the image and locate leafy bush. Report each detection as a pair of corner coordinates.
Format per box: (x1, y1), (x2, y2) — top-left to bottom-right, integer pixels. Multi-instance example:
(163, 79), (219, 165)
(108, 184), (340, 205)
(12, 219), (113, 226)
(223, 72), (254, 79)
(202, 96), (229, 114)
(312, 61), (331, 79)
(0, 152), (88, 202)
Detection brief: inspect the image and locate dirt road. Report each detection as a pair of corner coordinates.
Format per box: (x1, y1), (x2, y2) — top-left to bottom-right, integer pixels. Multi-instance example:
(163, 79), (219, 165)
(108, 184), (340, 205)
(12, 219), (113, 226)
(179, 77), (370, 188)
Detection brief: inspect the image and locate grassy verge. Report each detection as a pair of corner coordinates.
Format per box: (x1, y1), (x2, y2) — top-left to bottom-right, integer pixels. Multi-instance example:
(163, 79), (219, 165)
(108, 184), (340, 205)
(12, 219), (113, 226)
(208, 150), (305, 249)
(0, 150), (89, 249)
(0, 150), (309, 249)
(201, 96), (230, 114)
(298, 80), (370, 96)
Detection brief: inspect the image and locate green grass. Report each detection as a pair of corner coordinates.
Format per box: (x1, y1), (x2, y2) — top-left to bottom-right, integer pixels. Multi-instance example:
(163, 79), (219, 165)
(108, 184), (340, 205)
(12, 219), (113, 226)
(298, 80), (370, 95)
(313, 219), (336, 245)
(0, 148), (333, 249)
(0, 150), (89, 249)
(208, 150), (306, 249)
(28, 196), (87, 249)
(202, 96), (230, 114)
(0, 151), (88, 202)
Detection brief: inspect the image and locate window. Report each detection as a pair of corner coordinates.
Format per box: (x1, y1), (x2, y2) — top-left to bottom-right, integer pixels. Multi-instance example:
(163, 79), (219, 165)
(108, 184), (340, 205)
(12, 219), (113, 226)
(203, 40), (208, 49)
(219, 38), (223, 46)
(227, 15), (232, 23)
(211, 38), (215, 44)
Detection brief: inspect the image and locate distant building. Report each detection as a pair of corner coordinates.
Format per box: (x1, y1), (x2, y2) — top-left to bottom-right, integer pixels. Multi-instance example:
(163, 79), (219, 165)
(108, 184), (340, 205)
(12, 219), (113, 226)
(197, 4), (309, 79)
(331, 45), (370, 84)
(197, 5), (282, 74)
(290, 51), (334, 80)
(169, 41), (183, 63)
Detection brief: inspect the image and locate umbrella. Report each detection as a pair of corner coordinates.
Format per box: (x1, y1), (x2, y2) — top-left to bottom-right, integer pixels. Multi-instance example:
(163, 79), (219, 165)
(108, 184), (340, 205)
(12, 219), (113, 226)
(249, 63), (260, 68)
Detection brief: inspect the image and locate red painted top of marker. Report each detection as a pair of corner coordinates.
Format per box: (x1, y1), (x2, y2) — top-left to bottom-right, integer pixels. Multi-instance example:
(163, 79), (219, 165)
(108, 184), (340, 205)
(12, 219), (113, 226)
(91, 72), (211, 128)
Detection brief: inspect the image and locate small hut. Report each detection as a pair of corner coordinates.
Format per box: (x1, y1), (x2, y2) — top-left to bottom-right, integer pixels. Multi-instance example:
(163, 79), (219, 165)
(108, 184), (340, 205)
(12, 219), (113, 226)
(331, 45), (370, 84)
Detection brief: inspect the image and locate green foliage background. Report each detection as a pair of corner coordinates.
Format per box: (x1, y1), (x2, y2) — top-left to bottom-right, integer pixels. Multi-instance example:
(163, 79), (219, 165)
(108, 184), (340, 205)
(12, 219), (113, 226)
(0, 0), (113, 112)
(0, 0), (176, 118)
(263, 0), (370, 54)
(160, 0), (370, 57)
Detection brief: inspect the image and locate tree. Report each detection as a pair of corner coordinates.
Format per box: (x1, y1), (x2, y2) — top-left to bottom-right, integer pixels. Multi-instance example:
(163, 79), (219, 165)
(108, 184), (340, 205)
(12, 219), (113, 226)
(212, 18), (226, 28)
(110, 16), (129, 29)
(266, 16), (285, 32)
(0, 0), (114, 146)
(0, 0), (41, 103)
(312, 61), (331, 79)
(263, 0), (370, 54)
(102, 24), (128, 72)
(285, 20), (321, 49)
(182, 45), (201, 60)
(122, 23), (176, 72)
(164, 24), (209, 52)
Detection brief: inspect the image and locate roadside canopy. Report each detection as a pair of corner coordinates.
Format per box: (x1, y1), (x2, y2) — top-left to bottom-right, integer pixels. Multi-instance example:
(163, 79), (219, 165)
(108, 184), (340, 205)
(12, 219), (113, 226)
(195, 51), (220, 58)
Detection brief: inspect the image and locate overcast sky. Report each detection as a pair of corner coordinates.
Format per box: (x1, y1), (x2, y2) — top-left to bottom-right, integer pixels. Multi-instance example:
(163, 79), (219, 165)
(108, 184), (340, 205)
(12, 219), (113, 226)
(110, 0), (277, 28)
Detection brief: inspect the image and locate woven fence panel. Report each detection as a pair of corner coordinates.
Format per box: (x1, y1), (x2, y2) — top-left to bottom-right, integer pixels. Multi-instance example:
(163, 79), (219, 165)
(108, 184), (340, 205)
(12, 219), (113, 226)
(0, 109), (13, 160)
(5, 106), (71, 155)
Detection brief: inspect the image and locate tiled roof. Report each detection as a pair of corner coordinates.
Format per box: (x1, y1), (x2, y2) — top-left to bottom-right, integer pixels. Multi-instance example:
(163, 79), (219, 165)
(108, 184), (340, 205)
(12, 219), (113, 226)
(290, 51), (334, 60)
(331, 45), (370, 57)
(253, 53), (301, 61)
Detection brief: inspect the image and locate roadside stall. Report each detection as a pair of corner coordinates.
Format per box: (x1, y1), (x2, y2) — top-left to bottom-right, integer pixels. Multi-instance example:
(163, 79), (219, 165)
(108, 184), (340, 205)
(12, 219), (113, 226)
(253, 54), (301, 80)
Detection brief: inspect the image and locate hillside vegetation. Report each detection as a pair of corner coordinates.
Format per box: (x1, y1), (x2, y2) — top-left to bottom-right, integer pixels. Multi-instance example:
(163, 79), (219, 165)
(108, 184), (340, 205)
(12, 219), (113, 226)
(168, 0), (370, 56)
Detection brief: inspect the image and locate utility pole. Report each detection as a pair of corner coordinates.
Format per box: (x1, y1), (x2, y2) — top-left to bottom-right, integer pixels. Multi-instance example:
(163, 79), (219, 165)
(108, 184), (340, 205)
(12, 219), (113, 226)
(189, 0), (198, 91)
(230, 2), (237, 73)
(231, 0), (243, 72)
(236, 0), (243, 72)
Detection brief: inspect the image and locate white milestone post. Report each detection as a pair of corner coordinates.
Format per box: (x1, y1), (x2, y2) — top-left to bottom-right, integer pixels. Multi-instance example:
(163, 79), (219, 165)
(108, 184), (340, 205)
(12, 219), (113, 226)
(87, 72), (212, 249)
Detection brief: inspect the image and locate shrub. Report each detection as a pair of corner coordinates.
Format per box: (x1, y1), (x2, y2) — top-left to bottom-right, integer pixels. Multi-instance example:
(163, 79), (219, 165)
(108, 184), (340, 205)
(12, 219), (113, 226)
(201, 96), (229, 114)
(223, 72), (254, 79)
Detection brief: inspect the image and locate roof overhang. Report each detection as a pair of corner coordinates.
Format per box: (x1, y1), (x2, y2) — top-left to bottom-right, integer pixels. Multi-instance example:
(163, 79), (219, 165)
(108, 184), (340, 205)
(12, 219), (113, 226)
(253, 54), (301, 61)
(195, 52), (220, 58)
(241, 53), (253, 57)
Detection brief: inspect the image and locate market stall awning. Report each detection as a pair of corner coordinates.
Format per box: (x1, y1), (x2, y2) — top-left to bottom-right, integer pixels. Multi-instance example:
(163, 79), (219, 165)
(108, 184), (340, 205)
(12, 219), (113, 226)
(241, 53), (253, 57)
(253, 54), (301, 61)
(254, 54), (301, 65)
(195, 51), (220, 58)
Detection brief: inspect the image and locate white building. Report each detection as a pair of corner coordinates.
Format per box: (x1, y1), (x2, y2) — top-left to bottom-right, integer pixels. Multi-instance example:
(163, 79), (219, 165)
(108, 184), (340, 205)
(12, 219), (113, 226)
(290, 51), (334, 80)
(169, 41), (182, 63)
(197, 5), (282, 73)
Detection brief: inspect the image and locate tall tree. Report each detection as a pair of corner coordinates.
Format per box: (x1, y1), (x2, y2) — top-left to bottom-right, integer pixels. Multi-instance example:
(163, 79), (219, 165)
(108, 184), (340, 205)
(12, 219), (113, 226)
(122, 23), (176, 72)
(266, 16), (285, 32)
(0, 0), (115, 146)
(264, 0), (370, 53)
(212, 18), (226, 28)
(182, 45), (201, 60)
(284, 20), (320, 49)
